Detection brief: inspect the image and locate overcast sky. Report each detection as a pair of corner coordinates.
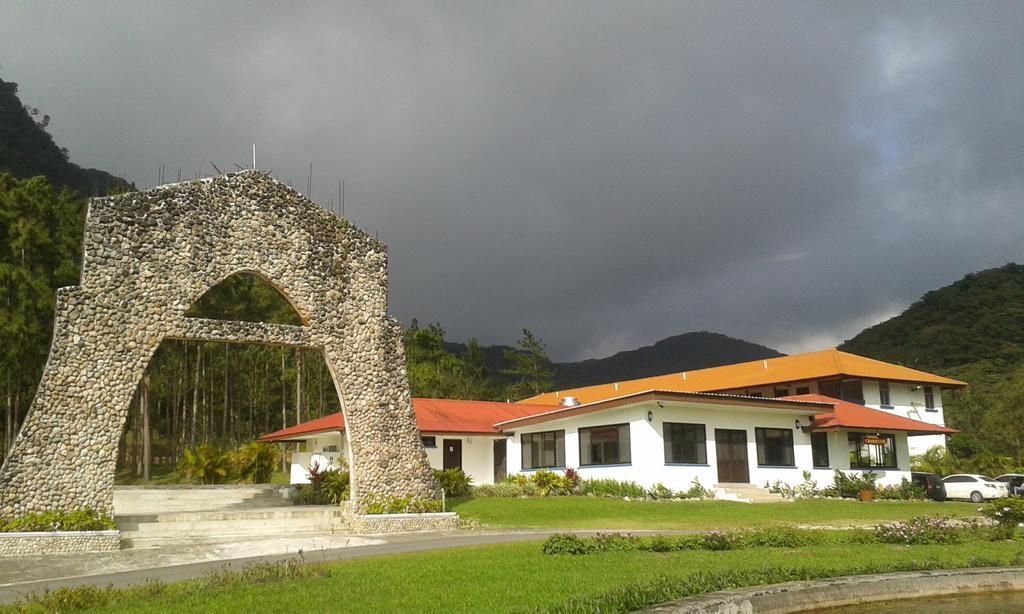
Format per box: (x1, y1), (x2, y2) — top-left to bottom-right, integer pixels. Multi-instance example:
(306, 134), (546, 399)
(2, 2), (1022, 361)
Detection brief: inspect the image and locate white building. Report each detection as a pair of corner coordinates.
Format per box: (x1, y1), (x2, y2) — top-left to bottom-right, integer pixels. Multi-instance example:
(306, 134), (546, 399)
(521, 349), (966, 457)
(259, 351), (959, 493)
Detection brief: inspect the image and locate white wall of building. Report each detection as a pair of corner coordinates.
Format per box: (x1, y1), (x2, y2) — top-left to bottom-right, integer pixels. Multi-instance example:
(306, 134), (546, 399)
(506, 400), (912, 490)
(421, 433), (501, 486)
(284, 431), (502, 486)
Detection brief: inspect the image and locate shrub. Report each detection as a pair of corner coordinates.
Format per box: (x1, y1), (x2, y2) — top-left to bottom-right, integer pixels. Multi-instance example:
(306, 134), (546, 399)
(292, 484), (329, 505)
(577, 478), (647, 499)
(320, 469), (351, 503)
(531, 469), (574, 496)
(980, 498), (1024, 539)
(564, 467), (580, 487)
(293, 465), (349, 505)
(434, 468), (473, 497)
(701, 530), (737, 551)
(738, 527), (821, 548)
(829, 469), (878, 498)
(542, 533), (592, 555)
(876, 478), (926, 500)
(647, 483), (675, 500)
(1, 509), (116, 532)
(682, 478), (715, 500)
(474, 482), (532, 497)
(874, 516), (983, 545)
(177, 444), (233, 484)
(361, 494), (443, 514)
(234, 442), (280, 484)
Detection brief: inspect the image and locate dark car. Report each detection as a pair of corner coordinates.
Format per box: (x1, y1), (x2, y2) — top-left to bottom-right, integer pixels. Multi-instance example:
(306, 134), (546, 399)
(911, 472), (947, 501)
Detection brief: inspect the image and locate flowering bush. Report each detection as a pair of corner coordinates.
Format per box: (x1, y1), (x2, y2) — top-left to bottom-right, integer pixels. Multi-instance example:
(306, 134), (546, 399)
(701, 530), (737, 551)
(874, 516), (982, 545)
(979, 498), (1024, 539)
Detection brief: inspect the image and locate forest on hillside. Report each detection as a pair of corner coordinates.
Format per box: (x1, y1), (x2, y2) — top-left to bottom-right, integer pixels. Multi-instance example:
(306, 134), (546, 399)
(841, 263), (1024, 470)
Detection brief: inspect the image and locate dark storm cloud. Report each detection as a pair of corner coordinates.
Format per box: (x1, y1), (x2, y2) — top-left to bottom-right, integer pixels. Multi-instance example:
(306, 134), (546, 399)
(2, 1), (1022, 360)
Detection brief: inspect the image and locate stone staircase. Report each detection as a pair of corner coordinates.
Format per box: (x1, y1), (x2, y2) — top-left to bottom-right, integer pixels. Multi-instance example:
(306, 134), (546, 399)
(113, 485), (349, 548)
(116, 506), (349, 548)
(713, 483), (790, 503)
(113, 485), (291, 515)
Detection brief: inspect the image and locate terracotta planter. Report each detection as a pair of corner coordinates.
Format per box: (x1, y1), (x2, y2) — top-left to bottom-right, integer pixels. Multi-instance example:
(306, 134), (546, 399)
(858, 489), (874, 502)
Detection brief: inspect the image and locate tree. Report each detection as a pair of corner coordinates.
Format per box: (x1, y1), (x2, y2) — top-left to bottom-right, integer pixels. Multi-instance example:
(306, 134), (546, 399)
(402, 320), (465, 398)
(502, 329), (555, 400)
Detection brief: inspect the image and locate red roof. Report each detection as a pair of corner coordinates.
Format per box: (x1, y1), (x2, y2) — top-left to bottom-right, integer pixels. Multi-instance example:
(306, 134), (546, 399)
(257, 398), (556, 442)
(785, 394), (959, 435)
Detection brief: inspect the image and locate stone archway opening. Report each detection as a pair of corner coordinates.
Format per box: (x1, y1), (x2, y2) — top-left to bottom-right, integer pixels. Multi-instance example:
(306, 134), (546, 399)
(116, 337), (342, 486)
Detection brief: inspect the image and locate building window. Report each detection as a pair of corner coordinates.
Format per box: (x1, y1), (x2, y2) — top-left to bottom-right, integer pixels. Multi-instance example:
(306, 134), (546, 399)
(663, 422), (707, 464)
(811, 432), (829, 468)
(755, 427), (795, 466)
(796, 386), (810, 395)
(521, 430), (565, 469)
(819, 379), (865, 404)
(421, 436), (437, 448)
(773, 387), (790, 397)
(878, 381), (891, 407)
(579, 424), (631, 466)
(848, 433), (897, 469)
(924, 386), (935, 411)
(746, 391), (763, 397)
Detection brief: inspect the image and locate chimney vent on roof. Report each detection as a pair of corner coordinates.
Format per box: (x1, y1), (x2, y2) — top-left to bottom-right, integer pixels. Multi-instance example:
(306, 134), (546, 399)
(561, 396), (580, 407)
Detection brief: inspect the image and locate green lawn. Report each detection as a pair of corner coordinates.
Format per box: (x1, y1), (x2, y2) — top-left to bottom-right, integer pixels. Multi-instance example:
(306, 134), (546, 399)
(448, 497), (981, 530)
(56, 539), (1024, 613)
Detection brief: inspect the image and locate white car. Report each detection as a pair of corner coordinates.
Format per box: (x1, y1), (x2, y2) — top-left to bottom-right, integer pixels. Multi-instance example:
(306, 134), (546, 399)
(941, 474), (1008, 502)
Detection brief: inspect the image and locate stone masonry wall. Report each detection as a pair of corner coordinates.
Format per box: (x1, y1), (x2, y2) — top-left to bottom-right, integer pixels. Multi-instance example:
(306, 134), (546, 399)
(0, 531), (121, 556)
(345, 512), (459, 535)
(0, 171), (439, 518)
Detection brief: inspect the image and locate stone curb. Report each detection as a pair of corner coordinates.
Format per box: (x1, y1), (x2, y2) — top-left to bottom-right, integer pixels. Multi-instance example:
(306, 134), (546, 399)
(641, 566), (1024, 613)
(0, 531), (121, 556)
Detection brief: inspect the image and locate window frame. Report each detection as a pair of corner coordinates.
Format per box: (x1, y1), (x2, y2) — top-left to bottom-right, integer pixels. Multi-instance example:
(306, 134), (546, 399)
(421, 436), (437, 448)
(810, 431), (830, 468)
(923, 386), (936, 411)
(795, 386), (810, 395)
(520, 430), (566, 470)
(754, 427), (795, 467)
(878, 380), (892, 408)
(848, 432), (897, 469)
(663, 422), (708, 465)
(579, 423), (631, 466)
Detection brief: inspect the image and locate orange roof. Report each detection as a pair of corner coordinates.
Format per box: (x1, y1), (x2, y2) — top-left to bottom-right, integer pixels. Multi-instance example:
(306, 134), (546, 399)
(257, 398), (557, 442)
(257, 412), (344, 442)
(520, 348), (967, 406)
(788, 393), (959, 435)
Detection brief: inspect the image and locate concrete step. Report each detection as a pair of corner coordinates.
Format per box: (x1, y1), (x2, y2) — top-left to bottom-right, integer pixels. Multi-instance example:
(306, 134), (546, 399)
(113, 486), (292, 514)
(115, 506), (346, 544)
(713, 484), (790, 503)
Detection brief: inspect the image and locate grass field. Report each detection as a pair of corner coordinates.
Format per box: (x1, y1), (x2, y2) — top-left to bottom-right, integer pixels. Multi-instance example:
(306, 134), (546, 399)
(30, 539), (1024, 613)
(447, 496), (981, 530)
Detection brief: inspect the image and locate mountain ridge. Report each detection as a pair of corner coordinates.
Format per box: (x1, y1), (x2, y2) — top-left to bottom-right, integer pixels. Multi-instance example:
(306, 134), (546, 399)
(446, 330), (784, 390)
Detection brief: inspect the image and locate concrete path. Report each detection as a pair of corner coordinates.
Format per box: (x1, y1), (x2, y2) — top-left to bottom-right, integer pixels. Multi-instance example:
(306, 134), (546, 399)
(1, 529), (660, 604)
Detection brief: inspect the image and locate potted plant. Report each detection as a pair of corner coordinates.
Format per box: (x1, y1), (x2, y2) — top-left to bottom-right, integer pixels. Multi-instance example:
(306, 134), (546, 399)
(854, 472), (878, 502)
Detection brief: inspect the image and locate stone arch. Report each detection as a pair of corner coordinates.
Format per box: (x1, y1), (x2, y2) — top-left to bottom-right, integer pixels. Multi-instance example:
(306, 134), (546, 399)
(0, 172), (439, 517)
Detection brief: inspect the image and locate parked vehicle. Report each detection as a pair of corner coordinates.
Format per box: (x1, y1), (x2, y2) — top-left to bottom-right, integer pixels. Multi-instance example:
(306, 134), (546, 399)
(911, 472), (947, 501)
(994, 473), (1024, 497)
(941, 474), (1008, 502)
